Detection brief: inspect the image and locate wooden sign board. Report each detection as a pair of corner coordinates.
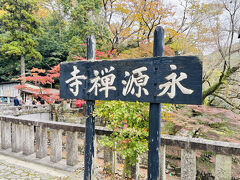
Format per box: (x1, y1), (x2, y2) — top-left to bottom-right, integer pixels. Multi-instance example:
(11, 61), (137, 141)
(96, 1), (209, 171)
(60, 56), (202, 105)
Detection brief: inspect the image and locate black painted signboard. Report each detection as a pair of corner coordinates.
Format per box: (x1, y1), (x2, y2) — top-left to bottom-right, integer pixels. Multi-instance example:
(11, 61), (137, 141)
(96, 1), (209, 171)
(60, 56), (202, 105)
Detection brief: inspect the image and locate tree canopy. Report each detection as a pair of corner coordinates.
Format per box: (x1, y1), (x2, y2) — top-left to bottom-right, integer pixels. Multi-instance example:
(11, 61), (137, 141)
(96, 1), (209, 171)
(0, 0), (42, 77)
(0, 0), (239, 109)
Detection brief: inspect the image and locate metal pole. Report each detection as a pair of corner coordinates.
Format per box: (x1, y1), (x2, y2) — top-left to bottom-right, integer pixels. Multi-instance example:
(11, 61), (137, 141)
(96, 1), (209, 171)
(148, 26), (164, 180)
(84, 35), (96, 180)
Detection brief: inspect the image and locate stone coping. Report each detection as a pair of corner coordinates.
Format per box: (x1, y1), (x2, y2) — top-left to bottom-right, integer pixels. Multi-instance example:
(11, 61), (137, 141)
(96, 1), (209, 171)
(0, 115), (111, 135)
(161, 135), (240, 155)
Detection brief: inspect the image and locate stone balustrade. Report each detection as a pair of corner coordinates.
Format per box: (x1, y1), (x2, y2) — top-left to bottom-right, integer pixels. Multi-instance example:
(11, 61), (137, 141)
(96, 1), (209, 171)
(160, 135), (240, 180)
(0, 115), (110, 171)
(0, 115), (239, 179)
(0, 105), (51, 116)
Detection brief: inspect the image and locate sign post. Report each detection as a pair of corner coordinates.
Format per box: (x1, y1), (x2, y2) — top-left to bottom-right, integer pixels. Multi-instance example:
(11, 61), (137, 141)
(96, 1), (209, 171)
(84, 35), (96, 180)
(60, 27), (202, 180)
(148, 26), (164, 180)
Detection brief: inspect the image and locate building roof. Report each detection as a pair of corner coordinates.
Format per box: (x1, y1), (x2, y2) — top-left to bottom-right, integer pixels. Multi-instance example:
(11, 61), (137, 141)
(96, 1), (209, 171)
(0, 81), (20, 85)
(20, 83), (59, 95)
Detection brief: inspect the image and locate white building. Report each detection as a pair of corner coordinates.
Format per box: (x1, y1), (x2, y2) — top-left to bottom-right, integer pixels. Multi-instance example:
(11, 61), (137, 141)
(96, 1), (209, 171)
(0, 82), (59, 104)
(0, 82), (20, 104)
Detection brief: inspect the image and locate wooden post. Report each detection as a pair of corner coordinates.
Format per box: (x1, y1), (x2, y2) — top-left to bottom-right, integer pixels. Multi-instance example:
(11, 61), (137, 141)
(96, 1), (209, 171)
(84, 35), (96, 180)
(148, 26), (164, 180)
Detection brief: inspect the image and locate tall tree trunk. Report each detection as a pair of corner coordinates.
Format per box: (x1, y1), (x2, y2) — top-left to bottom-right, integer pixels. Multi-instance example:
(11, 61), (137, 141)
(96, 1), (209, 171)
(58, 19), (62, 41)
(21, 55), (25, 77)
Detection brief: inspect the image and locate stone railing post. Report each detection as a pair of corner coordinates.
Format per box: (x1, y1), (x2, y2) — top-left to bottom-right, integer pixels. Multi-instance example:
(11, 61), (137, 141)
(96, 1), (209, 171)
(50, 129), (63, 163)
(22, 124), (34, 155)
(66, 131), (78, 166)
(1, 121), (11, 149)
(112, 147), (117, 174)
(0, 121), (1, 143)
(131, 156), (140, 180)
(22, 106), (27, 111)
(181, 148), (196, 180)
(215, 154), (232, 180)
(36, 126), (48, 158)
(12, 123), (23, 152)
(103, 144), (117, 174)
(160, 145), (166, 180)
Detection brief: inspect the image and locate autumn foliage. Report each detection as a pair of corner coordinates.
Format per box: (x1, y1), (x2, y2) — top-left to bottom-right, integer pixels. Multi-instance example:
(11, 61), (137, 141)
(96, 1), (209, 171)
(15, 65), (60, 104)
(71, 44), (118, 60)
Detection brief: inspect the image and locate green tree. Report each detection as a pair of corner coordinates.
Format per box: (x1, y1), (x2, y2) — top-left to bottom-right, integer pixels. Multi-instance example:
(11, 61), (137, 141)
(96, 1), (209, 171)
(39, 0), (70, 41)
(66, 0), (110, 60)
(68, 0), (101, 39)
(0, 0), (42, 77)
(94, 100), (174, 178)
(94, 101), (149, 178)
(34, 16), (69, 69)
(37, 0), (110, 61)
(0, 54), (19, 82)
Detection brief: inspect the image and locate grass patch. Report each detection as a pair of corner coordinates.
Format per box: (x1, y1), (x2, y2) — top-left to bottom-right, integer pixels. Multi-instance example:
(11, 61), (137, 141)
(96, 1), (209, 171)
(162, 121), (178, 135)
(209, 122), (226, 129)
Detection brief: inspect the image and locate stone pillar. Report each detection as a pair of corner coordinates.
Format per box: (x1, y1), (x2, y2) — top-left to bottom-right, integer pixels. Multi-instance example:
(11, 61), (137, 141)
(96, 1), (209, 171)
(215, 154), (232, 180)
(22, 125), (34, 155)
(50, 129), (62, 163)
(1, 121), (11, 149)
(66, 131), (78, 166)
(104, 147), (113, 172)
(181, 148), (196, 180)
(131, 157), (140, 180)
(12, 123), (22, 152)
(36, 126), (48, 159)
(104, 146), (117, 174)
(0, 121), (1, 144)
(112, 147), (117, 174)
(160, 145), (166, 180)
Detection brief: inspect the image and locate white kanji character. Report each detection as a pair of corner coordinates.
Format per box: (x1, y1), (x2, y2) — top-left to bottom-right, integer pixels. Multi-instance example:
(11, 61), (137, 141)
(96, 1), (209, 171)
(158, 64), (193, 99)
(65, 66), (87, 96)
(88, 70), (101, 96)
(88, 66), (116, 98)
(122, 67), (149, 98)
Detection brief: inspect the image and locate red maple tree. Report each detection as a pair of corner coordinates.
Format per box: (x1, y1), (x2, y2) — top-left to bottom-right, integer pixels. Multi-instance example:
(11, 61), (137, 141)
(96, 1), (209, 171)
(15, 65), (60, 104)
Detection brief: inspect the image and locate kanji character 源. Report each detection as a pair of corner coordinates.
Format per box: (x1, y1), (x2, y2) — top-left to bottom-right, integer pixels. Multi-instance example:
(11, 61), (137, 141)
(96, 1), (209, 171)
(122, 67), (149, 98)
